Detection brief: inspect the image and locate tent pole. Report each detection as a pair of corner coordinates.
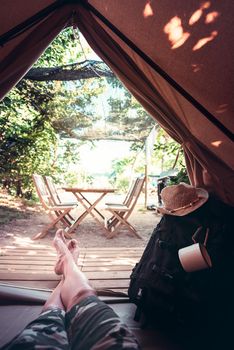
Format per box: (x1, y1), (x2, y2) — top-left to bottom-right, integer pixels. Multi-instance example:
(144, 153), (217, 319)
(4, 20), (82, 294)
(144, 164), (148, 208)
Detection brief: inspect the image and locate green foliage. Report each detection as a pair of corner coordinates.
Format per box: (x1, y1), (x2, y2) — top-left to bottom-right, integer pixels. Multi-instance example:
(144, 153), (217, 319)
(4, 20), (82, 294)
(130, 142), (144, 152)
(116, 178), (130, 192)
(152, 128), (185, 173)
(35, 28), (83, 67)
(0, 85), (56, 197)
(111, 158), (133, 175)
(0, 28), (104, 197)
(109, 148), (146, 192)
(106, 79), (155, 140)
(109, 157), (133, 192)
(168, 168), (189, 186)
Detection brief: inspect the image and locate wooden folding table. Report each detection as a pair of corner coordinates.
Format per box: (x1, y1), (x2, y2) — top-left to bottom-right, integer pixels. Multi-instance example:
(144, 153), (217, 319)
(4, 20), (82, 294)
(63, 187), (115, 235)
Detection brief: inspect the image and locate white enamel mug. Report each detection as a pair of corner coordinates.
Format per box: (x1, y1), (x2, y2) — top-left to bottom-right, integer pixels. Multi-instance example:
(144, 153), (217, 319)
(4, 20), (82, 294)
(178, 243), (212, 272)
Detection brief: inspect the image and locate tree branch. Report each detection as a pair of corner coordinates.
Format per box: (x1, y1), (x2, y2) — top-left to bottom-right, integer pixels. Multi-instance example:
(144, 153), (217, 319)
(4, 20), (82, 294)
(58, 127), (148, 142)
(23, 60), (115, 81)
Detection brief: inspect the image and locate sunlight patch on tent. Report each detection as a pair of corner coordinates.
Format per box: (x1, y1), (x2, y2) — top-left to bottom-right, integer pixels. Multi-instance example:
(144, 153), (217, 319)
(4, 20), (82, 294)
(191, 63), (203, 73)
(211, 140), (222, 147)
(188, 1), (211, 26)
(164, 2), (219, 51)
(192, 31), (218, 51)
(189, 9), (203, 26)
(143, 1), (153, 18)
(216, 104), (228, 114)
(205, 11), (219, 24)
(164, 16), (190, 49)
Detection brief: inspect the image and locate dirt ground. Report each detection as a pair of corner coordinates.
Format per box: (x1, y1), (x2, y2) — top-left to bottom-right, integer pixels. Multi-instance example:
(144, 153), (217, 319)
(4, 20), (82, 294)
(0, 189), (161, 249)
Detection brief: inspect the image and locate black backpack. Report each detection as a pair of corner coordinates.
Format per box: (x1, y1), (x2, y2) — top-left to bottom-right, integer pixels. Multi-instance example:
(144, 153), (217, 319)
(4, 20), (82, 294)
(128, 197), (234, 329)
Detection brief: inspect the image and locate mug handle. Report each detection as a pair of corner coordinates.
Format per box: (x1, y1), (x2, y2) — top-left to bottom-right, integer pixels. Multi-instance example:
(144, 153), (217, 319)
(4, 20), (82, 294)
(192, 227), (210, 246)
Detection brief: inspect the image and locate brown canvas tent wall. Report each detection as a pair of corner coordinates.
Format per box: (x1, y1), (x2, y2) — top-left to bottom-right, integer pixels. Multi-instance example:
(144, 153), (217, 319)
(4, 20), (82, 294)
(0, 0), (233, 205)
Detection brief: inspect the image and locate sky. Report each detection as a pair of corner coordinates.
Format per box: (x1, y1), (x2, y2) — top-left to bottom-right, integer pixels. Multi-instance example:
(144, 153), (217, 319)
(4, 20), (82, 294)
(79, 140), (131, 174)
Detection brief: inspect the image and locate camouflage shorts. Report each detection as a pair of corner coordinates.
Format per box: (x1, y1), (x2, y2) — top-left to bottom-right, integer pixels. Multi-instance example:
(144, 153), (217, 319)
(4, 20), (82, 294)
(3, 296), (140, 350)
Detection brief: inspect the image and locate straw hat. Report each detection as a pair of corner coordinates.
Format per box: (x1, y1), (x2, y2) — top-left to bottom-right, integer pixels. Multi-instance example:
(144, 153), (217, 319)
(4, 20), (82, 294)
(157, 183), (209, 216)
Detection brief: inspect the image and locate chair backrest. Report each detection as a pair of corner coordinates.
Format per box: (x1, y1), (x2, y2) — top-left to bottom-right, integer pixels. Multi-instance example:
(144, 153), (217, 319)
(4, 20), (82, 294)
(44, 176), (61, 205)
(32, 174), (52, 209)
(106, 177), (145, 234)
(123, 178), (140, 206)
(124, 177), (145, 213)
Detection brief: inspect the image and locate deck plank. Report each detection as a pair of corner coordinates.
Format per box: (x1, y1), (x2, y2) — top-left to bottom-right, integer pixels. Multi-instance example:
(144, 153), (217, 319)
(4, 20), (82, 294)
(0, 245), (144, 293)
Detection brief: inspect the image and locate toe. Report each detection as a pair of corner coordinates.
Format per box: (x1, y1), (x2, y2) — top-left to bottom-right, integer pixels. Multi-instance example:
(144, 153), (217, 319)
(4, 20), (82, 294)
(55, 229), (66, 243)
(67, 239), (80, 262)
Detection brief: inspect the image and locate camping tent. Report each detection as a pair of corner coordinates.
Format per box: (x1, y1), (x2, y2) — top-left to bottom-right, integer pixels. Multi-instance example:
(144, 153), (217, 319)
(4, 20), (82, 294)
(0, 0), (233, 206)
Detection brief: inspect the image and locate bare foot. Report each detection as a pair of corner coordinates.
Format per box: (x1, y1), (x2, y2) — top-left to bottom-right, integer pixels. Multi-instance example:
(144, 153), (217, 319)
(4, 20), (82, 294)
(55, 229), (67, 244)
(67, 239), (79, 264)
(54, 230), (80, 275)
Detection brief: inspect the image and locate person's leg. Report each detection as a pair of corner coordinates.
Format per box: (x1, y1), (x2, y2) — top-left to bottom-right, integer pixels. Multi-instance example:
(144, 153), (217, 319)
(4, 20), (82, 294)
(53, 231), (141, 350)
(2, 230), (80, 350)
(66, 296), (141, 350)
(2, 281), (69, 350)
(53, 231), (96, 311)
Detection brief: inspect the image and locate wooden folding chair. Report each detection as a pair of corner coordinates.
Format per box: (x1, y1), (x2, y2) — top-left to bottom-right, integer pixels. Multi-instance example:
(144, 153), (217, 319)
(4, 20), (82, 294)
(105, 177), (145, 238)
(32, 174), (77, 240)
(44, 176), (77, 223)
(105, 178), (137, 207)
(105, 177), (140, 229)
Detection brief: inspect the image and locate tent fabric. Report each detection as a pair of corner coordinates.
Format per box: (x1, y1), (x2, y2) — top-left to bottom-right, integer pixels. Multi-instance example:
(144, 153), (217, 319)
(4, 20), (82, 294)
(0, 0), (233, 205)
(75, 5), (234, 205)
(0, 3), (74, 98)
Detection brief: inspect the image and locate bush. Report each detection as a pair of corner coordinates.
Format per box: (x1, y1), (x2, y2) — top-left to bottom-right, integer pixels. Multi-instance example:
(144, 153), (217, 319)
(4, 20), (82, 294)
(168, 168), (189, 186)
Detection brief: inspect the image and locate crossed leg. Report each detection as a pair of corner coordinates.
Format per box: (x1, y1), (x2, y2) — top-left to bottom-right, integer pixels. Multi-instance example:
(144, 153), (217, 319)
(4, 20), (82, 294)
(42, 229), (84, 312)
(52, 229), (96, 311)
(3, 230), (140, 350)
(2, 230), (86, 350)
(51, 231), (140, 349)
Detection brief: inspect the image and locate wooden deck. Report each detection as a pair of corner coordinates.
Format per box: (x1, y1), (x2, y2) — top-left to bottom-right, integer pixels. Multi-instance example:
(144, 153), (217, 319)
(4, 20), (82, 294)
(0, 245), (144, 293)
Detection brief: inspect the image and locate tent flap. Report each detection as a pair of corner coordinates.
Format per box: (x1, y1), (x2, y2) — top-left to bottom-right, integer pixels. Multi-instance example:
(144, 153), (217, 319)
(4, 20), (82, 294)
(0, 0), (233, 205)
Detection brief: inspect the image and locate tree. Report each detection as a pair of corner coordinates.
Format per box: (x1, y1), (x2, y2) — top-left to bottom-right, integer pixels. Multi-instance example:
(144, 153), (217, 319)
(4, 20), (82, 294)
(106, 79), (155, 141)
(0, 91), (57, 197)
(0, 28), (106, 196)
(151, 128), (189, 184)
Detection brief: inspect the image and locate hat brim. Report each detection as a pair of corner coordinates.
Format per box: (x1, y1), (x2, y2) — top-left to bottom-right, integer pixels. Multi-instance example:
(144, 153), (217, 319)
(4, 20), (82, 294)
(157, 188), (209, 216)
